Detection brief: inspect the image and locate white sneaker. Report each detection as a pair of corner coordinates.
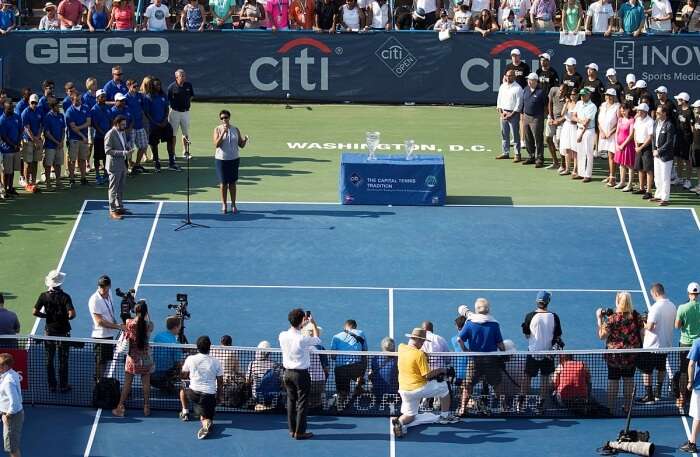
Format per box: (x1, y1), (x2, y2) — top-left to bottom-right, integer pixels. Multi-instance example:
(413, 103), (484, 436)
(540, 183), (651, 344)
(438, 414), (460, 424)
(683, 179), (693, 190)
(18, 176), (26, 187)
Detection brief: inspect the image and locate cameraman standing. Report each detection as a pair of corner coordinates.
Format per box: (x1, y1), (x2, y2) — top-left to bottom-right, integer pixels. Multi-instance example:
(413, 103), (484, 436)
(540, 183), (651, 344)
(33, 270), (76, 393)
(88, 275), (124, 380)
(279, 309), (320, 440)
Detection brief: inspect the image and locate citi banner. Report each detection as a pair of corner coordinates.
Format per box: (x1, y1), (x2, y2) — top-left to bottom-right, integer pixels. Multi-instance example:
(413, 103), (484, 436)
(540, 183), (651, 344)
(2, 31), (700, 104)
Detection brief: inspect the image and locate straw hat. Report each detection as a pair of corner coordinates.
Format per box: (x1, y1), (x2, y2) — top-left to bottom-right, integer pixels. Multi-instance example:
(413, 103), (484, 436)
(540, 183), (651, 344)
(405, 328), (427, 340)
(45, 269), (66, 288)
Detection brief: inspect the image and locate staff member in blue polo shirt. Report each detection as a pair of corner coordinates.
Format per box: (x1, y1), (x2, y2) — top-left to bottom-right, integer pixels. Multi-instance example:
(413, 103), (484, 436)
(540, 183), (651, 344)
(89, 90), (113, 185)
(522, 73), (547, 168)
(65, 92), (92, 187)
(42, 100), (66, 189)
(144, 78), (180, 172)
(20, 94), (44, 193)
(126, 79), (149, 174)
(0, 101), (22, 197)
(103, 66), (128, 105)
(167, 69), (195, 158)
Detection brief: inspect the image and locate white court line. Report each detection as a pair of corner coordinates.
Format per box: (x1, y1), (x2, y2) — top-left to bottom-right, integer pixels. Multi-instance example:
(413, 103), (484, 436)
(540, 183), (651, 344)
(388, 288), (394, 339)
(691, 208), (700, 231)
(139, 283), (640, 293)
(389, 418), (396, 457)
(31, 200), (88, 335)
(83, 202), (163, 457)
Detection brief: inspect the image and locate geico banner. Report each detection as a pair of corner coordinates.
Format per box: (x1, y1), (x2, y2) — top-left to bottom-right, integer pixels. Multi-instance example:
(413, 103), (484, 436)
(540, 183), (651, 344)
(2, 31), (700, 104)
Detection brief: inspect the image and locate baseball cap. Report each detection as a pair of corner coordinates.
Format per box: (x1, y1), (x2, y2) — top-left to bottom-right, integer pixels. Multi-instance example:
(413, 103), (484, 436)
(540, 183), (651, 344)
(655, 86), (668, 94)
(625, 73), (636, 84)
(688, 282), (700, 294)
(511, 48), (521, 56)
(527, 72), (538, 81)
(675, 92), (690, 102)
(693, 100), (700, 108)
(114, 93), (126, 101)
(95, 89), (106, 98)
(536, 290), (551, 304)
(635, 80), (647, 89)
(539, 52), (551, 61)
(564, 57), (577, 66)
(29, 94), (39, 103)
(606, 68), (616, 77)
(579, 88), (591, 96)
(605, 88), (617, 97)
(635, 103), (649, 112)
(586, 63), (599, 71)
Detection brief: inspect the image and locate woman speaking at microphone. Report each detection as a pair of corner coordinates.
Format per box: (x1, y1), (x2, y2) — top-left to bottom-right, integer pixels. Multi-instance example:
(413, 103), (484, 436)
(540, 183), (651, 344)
(212, 109), (248, 214)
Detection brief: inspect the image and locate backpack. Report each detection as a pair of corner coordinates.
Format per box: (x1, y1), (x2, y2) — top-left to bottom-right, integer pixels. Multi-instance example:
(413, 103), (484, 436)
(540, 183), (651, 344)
(258, 366), (283, 400)
(92, 377), (121, 409)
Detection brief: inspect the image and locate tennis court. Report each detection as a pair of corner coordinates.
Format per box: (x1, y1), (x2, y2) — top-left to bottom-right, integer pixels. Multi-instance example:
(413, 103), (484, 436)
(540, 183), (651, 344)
(24, 200), (700, 457)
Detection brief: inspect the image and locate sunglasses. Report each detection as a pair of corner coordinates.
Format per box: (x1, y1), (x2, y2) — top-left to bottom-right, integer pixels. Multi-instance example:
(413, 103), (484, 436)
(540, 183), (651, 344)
(30, 101), (38, 105)
(114, 73), (123, 76)
(220, 116), (230, 120)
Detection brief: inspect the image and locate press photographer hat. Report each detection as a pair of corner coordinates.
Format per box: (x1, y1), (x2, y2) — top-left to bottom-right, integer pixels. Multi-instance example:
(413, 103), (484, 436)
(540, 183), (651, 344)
(688, 282), (700, 294)
(405, 328), (428, 340)
(45, 269), (66, 288)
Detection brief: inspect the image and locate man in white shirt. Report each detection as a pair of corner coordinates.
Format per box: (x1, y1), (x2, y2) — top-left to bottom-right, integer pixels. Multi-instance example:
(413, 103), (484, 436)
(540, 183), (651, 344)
(572, 88), (598, 181)
(182, 335), (223, 439)
(632, 103), (655, 196)
(496, 70), (523, 161)
(143, 0), (171, 31)
(647, 0), (672, 32)
(637, 283), (676, 403)
(88, 275), (123, 380)
(279, 308), (320, 440)
(0, 353), (23, 457)
(585, 0), (613, 35)
(421, 321), (449, 369)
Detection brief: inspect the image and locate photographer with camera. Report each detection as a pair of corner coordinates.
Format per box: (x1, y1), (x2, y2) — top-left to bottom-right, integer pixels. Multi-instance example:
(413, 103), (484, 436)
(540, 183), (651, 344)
(597, 291), (643, 414)
(152, 316), (190, 419)
(392, 328), (458, 439)
(32, 270), (76, 393)
(330, 319), (368, 409)
(88, 275), (125, 381)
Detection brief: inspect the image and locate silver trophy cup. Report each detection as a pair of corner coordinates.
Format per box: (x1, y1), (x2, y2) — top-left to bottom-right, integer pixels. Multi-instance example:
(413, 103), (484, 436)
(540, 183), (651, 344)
(404, 139), (415, 160)
(366, 131), (380, 160)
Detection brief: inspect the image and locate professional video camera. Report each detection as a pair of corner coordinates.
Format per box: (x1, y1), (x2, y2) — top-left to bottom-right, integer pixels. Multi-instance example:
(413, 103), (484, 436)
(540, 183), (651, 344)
(116, 288), (136, 324)
(167, 293), (190, 343)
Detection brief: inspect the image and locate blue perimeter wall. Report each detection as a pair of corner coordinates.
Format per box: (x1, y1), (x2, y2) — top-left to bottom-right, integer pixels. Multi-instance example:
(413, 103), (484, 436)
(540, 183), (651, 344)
(2, 31), (700, 104)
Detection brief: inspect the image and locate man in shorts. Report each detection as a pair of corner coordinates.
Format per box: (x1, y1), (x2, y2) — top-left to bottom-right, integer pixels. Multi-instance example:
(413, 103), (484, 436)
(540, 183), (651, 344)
(632, 103), (654, 197)
(392, 328), (458, 438)
(20, 94), (43, 193)
(42, 100), (65, 189)
(0, 101), (22, 198)
(182, 335), (223, 440)
(64, 92), (91, 186)
(167, 69), (194, 158)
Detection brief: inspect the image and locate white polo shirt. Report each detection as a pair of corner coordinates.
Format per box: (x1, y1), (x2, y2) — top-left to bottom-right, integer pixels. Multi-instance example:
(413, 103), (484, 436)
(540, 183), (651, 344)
(643, 298), (676, 348)
(88, 289), (119, 338)
(634, 115), (654, 144)
(182, 353), (223, 394)
(279, 327), (321, 370)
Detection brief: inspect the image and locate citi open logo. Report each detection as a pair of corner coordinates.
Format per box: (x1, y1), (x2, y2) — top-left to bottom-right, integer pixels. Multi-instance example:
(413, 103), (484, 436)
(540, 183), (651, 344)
(250, 37), (332, 92)
(375, 37), (417, 78)
(461, 39), (544, 93)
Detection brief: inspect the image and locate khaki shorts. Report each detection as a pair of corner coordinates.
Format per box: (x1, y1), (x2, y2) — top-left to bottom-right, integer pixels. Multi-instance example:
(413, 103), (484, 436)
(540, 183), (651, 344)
(68, 140), (90, 161)
(44, 147), (64, 166)
(168, 110), (190, 137)
(21, 141), (42, 163)
(3, 410), (23, 453)
(1, 152), (21, 172)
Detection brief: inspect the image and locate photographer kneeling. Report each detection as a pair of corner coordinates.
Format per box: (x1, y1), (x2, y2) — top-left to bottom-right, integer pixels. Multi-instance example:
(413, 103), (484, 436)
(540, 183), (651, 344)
(181, 335), (223, 440)
(392, 328), (458, 439)
(152, 316), (190, 418)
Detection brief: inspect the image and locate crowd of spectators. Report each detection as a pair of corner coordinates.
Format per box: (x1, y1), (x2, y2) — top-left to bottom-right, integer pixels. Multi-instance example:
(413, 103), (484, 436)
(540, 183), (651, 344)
(497, 51), (700, 205)
(0, 0), (697, 33)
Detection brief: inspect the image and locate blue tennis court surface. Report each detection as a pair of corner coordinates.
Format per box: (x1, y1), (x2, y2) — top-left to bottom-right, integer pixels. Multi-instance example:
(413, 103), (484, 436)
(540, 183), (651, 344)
(26, 201), (700, 456)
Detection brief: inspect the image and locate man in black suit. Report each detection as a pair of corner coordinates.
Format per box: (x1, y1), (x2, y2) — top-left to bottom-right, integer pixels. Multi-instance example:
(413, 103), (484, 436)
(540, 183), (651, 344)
(652, 105), (676, 206)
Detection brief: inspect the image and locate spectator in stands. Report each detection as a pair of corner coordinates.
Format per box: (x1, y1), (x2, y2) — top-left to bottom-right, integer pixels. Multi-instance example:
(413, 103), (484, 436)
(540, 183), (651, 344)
(182, 335), (223, 440)
(392, 328), (458, 438)
(88, 275), (124, 380)
(126, 79), (148, 174)
(290, 0), (315, 28)
(598, 89), (620, 186)
(615, 102), (636, 190)
(1, 101), (22, 198)
(217, 335), (242, 380)
(522, 73), (546, 168)
(87, 0), (108, 30)
(529, 0), (555, 30)
(473, 8), (498, 35)
(39, 2), (61, 29)
(0, 353), (23, 457)
(520, 291), (561, 411)
(365, 0), (390, 28)
(623, 74), (638, 106)
(246, 341), (277, 408)
(471, 0), (491, 15)
(369, 337), (398, 403)
(20, 94), (43, 193)
(302, 323), (328, 410)
(605, 68), (624, 102)
(240, 0), (265, 28)
(89, 90), (111, 185)
(582, 63), (604, 107)
(58, 0), (84, 29)
(585, 0), (613, 35)
(42, 100), (65, 189)
(65, 92), (91, 186)
(597, 291), (643, 413)
(647, 0), (672, 32)
(337, 0), (363, 31)
(103, 66), (127, 104)
(108, 0), (134, 30)
(0, 293), (19, 336)
(0, 0), (15, 34)
(144, 0), (171, 30)
(152, 316), (185, 398)
(210, 0), (235, 29)
(112, 302), (154, 417)
(452, 0), (472, 30)
(394, 2), (413, 29)
(561, 0), (583, 32)
(619, 0), (644, 36)
(678, 282), (700, 409)
(265, 0), (289, 30)
(552, 353), (591, 414)
(560, 57), (582, 100)
(632, 102), (654, 198)
(500, 0), (530, 30)
(680, 0), (700, 32)
(421, 321), (449, 355)
(675, 93), (694, 191)
(572, 88), (597, 182)
(144, 78), (179, 172)
(182, 0), (205, 31)
(168, 69), (194, 159)
(330, 319), (367, 408)
(415, 0), (441, 29)
(636, 283), (675, 404)
(680, 335), (700, 453)
(433, 9), (453, 29)
(496, 70), (523, 161)
(651, 105), (676, 205)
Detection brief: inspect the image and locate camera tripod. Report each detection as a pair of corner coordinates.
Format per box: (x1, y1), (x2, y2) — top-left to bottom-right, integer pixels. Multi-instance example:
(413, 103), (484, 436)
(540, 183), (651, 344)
(175, 138), (208, 232)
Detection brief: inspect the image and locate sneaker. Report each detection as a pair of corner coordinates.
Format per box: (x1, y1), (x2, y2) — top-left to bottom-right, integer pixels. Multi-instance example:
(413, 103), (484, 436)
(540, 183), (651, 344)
(545, 163), (558, 170)
(197, 427), (208, 440)
(636, 394), (656, 404)
(438, 414), (460, 425)
(168, 164), (182, 172)
(18, 176), (26, 187)
(495, 154), (510, 160)
(684, 179), (693, 190)
(391, 418), (404, 438)
(179, 411), (190, 422)
(679, 441), (698, 453)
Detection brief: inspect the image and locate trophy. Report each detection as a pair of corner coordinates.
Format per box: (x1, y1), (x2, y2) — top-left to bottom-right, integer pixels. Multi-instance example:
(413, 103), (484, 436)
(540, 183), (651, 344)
(366, 131), (380, 160)
(404, 139), (415, 160)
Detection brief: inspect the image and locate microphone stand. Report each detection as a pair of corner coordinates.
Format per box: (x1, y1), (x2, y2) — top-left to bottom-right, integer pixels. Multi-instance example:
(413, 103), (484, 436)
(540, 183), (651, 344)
(175, 139), (208, 231)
